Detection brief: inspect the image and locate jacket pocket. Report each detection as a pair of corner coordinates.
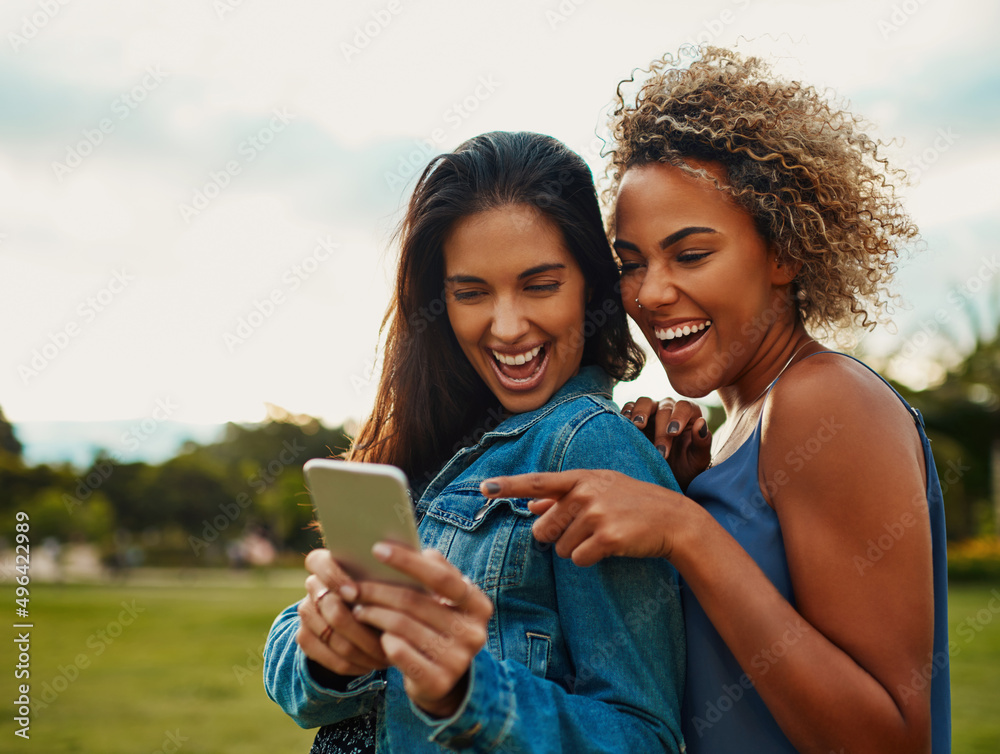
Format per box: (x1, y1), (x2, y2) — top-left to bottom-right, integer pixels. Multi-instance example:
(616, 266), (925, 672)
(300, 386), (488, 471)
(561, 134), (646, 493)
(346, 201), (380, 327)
(421, 484), (533, 590)
(525, 632), (551, 678)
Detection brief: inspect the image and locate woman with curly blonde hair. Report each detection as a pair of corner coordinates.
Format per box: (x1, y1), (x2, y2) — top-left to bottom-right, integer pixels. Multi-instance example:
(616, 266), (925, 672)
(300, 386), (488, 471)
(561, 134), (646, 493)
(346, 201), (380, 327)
(483, 47), (950, 753)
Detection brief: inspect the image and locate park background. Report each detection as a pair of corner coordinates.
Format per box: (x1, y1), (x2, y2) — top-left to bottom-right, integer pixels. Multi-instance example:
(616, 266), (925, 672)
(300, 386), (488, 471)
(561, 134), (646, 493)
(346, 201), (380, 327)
(1, 0), (998, 751)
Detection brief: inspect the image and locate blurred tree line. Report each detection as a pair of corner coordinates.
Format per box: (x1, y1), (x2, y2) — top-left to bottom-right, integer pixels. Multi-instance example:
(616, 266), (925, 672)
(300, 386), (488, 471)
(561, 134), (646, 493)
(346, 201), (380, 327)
(0, 406), (350, 568)
(0, 323), (996, 570)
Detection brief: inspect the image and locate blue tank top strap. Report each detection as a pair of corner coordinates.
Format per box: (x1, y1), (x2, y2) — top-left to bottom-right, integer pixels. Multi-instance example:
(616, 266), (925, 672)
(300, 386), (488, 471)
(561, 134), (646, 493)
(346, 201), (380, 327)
(763, 350), (925, 428)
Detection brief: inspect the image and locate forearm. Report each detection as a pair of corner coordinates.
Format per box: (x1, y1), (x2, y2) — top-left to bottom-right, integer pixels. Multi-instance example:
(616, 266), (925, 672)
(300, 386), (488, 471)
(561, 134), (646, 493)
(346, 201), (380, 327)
(263, 602), (384, 729)
(672, 504), (927, 754)
(402, 641), (683, 754)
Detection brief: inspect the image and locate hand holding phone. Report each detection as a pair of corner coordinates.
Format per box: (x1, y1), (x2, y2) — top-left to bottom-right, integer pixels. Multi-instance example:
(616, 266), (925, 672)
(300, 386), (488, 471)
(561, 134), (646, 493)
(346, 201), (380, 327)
(304, 459), (423, 589)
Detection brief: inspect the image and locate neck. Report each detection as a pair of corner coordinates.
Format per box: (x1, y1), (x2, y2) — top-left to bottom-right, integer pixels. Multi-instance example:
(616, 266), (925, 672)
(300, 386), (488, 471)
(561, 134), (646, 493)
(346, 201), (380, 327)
(717, 325), (815, 419)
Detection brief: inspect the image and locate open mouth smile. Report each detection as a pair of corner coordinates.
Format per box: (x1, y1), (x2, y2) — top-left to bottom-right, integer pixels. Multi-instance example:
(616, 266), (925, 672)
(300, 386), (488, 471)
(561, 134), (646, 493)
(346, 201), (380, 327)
(652, 320), (712, 363)
(488, 344), (549, 391)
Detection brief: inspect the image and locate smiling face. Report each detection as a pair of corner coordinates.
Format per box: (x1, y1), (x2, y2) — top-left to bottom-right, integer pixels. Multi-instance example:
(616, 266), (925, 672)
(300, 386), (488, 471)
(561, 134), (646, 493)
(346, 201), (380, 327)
(443, 204), (588, 414)
(614, 161), (796, 398)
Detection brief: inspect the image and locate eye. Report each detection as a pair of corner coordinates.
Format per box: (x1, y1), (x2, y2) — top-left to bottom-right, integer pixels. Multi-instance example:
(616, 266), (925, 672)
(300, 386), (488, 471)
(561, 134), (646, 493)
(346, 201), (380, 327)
(525, 282), (562, 293)
(617, 259), (646, 275)
(451, 289), (485, 302)
(677, 251), (711, 264)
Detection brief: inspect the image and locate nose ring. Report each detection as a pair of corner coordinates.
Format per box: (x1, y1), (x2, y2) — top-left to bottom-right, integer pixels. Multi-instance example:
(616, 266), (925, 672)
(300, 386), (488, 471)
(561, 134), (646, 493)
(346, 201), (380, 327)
(635, 298), (642, 310)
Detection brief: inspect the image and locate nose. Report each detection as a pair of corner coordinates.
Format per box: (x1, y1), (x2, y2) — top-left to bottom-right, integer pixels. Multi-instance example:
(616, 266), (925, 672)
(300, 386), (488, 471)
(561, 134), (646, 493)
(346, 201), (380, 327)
(635, 259), (679, 310)
(490, 296), (530, 342)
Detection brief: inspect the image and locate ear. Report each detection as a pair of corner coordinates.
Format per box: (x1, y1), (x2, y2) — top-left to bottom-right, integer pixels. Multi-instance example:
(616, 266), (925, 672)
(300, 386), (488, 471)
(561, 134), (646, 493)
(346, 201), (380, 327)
(769, 250), (802, 286)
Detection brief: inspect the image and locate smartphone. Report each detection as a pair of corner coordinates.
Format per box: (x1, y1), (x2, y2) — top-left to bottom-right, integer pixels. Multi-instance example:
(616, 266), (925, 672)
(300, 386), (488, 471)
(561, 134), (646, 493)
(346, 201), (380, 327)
(303, 458), (424, 589)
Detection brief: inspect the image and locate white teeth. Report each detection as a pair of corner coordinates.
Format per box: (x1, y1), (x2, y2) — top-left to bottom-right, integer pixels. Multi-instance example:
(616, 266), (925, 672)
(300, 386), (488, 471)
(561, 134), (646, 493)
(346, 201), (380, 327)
(492, 345), (542, 366)
(654, 321), (711, 340)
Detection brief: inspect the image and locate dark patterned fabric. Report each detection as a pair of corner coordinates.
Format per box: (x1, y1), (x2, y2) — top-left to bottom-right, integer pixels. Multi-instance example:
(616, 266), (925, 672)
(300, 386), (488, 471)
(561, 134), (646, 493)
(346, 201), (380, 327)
(309, 709), (376, 754)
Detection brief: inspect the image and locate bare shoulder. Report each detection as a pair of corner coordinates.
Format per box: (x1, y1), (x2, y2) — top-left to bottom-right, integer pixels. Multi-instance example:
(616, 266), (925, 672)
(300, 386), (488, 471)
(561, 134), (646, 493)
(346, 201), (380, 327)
(764, 352), (918, 441)
(759, 352), (925, 499)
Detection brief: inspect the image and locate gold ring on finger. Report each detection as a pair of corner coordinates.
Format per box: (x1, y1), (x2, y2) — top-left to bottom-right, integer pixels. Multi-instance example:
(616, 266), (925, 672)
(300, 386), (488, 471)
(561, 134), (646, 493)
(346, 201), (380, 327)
(319, 624), (333, 644)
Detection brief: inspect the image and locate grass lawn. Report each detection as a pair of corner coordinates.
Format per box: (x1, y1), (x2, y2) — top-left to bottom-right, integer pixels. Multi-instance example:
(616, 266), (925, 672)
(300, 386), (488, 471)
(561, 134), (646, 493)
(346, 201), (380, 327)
(1, 575), (997, 752)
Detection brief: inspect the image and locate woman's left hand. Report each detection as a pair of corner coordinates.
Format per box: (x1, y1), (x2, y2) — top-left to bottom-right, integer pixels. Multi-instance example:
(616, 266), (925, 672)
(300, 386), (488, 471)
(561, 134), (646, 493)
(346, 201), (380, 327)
(347, 543), (493, 718)
(481, 470), (685, 567)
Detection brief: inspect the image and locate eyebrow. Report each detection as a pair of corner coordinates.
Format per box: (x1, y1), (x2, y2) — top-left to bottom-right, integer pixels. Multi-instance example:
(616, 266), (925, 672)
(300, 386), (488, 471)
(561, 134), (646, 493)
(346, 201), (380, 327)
(444, 263), (566, 284)
(613, 226), (717, 253)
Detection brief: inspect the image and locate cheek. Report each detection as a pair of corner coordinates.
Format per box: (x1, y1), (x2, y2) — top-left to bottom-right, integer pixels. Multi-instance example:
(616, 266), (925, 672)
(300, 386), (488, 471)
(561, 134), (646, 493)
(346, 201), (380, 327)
(445, 304), (480, 351)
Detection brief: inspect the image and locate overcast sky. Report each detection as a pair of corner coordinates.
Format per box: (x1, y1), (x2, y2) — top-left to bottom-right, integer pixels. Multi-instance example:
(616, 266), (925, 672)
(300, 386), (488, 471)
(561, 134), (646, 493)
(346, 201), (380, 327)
(2, 0), (998, 430)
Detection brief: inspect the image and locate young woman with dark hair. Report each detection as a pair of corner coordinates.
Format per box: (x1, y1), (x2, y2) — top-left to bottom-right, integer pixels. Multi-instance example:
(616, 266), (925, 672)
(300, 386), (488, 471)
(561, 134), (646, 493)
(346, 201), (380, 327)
(264, 131), (686, 753)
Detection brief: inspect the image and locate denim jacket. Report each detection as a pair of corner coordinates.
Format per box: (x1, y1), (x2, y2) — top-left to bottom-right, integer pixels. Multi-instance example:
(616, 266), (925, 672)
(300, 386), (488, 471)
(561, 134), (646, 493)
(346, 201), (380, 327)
(264, 366), (686, 753)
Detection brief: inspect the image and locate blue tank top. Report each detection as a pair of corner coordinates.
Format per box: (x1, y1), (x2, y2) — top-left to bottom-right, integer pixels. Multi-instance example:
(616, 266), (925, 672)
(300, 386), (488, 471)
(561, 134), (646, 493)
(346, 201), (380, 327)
(680, 352), (951, 752)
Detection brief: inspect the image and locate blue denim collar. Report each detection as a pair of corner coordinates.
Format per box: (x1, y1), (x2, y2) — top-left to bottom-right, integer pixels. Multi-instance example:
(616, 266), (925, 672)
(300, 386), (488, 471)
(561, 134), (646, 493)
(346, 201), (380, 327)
(475, 365), (614, 442)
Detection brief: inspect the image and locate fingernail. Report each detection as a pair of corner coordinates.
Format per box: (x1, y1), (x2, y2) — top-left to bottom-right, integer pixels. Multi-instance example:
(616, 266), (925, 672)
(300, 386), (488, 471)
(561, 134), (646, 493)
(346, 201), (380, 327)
(352, 604), (363, 618)
(667, 421), (680, 434)
(372, 542), (391, 561)
(656, 444), (667, 457)
(632, 415), (645, 425)
(482, 481), (501, 495)
(340, 584), (357, 601)
(698, 423), (708, 438)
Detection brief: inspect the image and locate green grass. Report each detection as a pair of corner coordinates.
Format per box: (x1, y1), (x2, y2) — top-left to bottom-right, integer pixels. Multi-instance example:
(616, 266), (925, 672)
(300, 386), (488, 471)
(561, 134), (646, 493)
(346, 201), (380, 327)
(1, 575), (315, 753)
(948, 582), (1000, 753)
(1, 576), (997, 752)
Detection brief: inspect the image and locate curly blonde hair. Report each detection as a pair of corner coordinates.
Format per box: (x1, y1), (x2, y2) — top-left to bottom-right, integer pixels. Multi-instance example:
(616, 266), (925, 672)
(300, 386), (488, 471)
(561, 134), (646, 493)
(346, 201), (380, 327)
(604, 46), (919, 342)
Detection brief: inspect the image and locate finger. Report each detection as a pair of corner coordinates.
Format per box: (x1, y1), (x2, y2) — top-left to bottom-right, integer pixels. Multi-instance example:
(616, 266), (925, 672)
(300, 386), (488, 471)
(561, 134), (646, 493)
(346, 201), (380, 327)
(531, 497), (584, 543)
(620, 401), (636, 418)
(350, 578), (456, 634)
(304, 549), (358, 593)
(481, 470), (582, 501)
(654, 399), (702, 459)
(526, 498), (557, 516)
(380, 632), (465, 703)
(628, 396), (660, 434)
(295, 624), (373, 677)
(300, 589), (388, 666)
(367, 544), (492, 620)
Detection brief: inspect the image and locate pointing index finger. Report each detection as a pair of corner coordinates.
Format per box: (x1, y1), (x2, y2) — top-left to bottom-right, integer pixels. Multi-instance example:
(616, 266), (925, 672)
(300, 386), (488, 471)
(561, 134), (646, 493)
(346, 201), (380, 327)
(480, 471), (581, 500)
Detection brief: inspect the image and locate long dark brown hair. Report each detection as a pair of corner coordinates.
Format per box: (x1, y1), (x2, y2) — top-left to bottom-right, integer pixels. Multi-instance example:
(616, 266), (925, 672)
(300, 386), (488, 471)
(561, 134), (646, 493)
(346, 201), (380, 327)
(349, 131), (644, 484)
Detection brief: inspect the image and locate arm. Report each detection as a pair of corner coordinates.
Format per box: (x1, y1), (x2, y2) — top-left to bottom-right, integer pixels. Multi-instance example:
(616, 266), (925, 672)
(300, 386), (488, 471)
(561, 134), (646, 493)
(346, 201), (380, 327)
(263, 601), (385, 729)
(488, 361), (935, 753)
(673, 358), (933, 754)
